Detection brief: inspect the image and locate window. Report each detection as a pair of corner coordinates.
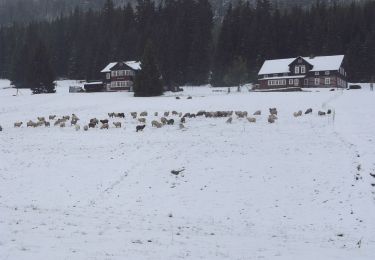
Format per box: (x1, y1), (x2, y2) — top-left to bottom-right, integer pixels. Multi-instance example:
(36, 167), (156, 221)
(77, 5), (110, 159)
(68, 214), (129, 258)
(264, 74), (268, 78)
(304, 79), (308, 85)
(106, 73), (110, 79)
(315, 71), (319, 76)
(295, 66), (300, 74)
(301, 66), (306, 74)
(289, 79), (293, 85)
(283, 73), (288, 76)
(315, 78), (320, 85)
(325, 71), (330, 75)
(298, 59), (302, 63)
(294, 79), (299, 85)
(325, 78), (330, 85)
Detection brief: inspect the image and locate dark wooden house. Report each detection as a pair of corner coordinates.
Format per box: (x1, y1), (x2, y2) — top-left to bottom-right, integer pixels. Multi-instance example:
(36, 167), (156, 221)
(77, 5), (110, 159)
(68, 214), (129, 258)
(101, 61), (141, 92)
(257, 55), (348, 89)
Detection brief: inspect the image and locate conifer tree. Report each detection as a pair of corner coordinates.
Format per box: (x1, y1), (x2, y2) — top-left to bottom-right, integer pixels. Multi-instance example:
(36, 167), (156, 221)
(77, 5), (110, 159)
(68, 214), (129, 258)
(134, 41), (163, 97)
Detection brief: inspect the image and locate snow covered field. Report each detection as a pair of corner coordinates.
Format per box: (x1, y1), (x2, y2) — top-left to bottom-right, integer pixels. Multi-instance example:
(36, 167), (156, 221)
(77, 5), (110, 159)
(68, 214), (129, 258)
(1, 80), (375, 259)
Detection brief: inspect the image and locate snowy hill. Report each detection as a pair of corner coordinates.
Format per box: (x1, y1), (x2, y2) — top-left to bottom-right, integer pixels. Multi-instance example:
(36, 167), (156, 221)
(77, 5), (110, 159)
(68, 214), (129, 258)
(0, 80), (375, 259)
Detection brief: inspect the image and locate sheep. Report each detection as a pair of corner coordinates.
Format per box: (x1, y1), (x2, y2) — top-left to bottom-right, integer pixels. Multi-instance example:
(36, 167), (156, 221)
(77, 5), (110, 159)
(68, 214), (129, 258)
(167, 119), (175, 125)
(72, 114), (79, 120)
(140, 111), (148, 117)
(131, 112), (137, 119)
(154, 112), (158, 117)
(138, 118), (146, 123)
(189, 114), (196, 118)
(36, 121), (44, 127)
(37, 117), (45, 122)
(116, 113), (125, 118)
(269, 114), (278, 121)
(136, 125), (146, 132)
(196, 111), (206, 117)
(305, 108), (313, 114)
(89, 122), (96, 128)
(253, 110), (261, 116)
(75, 125), (80, 131)
(100, 123), (109, 129)
(179, 123), (185, 129)
(187, 96), (192, 99)
(226, 117), (233, 124)
(269, 108), (278, 115)
(108, 112), (115, 118)
(327, 109), (332, 115)
(49, 115), (56, 120)
(14, 122), (23, 128)
(63, 115), (70, 121)
(178, 112), (183, 117)
(180, 117), (186, 123)
(160, 117), (168, 125)
(113, 122), (122, 128)
(90, 118), (99, 125)
(100, 119), (109, 124)
(172, 111), (178, 116)
(268, 117), (275, 124)
(164, 111), (170, 117)
(44, 121), (50, 127)
(176, 96), (180, 99)
(183, 113), (190, 118)
(60, 122), (66, 128)
(151, 120), (162, 128)
(71, 118), (78, 125)
(83, 125), (89, 131)
(0, 125), (2, 131)
(293, 111), (302, 117)
(247, 117), (256, 123)
(54, 119), (62, 126)
(318, 111), (326, 116)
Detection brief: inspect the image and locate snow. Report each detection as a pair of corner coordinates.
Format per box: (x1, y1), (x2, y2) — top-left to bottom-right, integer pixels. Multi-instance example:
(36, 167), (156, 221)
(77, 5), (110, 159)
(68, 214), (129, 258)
(1, 79), (375, 259)
(101, 61), (141, 73)
(258, 55), (345, 75)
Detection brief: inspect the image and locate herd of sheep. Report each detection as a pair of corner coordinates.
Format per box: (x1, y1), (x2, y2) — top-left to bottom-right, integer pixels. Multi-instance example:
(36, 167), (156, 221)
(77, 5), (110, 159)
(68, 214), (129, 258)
(0, 108), (332, 133)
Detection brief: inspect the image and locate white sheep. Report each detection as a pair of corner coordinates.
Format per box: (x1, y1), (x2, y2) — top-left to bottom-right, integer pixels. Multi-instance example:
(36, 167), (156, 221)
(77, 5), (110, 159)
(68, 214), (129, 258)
(113, 122), (122, 128)
(152, 120), (162, 128)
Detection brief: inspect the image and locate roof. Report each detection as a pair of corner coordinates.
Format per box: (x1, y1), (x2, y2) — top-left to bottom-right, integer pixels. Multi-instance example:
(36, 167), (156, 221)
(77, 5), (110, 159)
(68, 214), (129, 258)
(259, 75), (306, 80)
(258, 55), (344, 75)
(101, 61), (141, 73)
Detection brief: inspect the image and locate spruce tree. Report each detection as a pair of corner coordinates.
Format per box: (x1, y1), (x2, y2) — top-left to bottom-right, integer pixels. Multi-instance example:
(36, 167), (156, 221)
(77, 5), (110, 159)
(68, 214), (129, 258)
(28, 41), (56, 94)
(134, 41), (163, 97)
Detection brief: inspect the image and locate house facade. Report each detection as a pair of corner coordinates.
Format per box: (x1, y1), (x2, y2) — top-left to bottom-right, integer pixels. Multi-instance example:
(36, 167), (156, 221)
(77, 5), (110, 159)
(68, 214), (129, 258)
(258, 55), (347, 89)
(101, 61), (141, 91)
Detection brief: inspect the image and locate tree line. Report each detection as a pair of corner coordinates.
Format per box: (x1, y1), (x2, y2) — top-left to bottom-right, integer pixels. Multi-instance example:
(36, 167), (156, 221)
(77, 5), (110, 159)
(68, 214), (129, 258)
(0, 0), (374, 92)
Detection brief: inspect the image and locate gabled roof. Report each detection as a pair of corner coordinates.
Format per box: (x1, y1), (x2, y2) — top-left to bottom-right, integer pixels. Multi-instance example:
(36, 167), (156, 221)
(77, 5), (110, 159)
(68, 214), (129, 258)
(101, 61), (141, 73)
(258, 55), (345, 75)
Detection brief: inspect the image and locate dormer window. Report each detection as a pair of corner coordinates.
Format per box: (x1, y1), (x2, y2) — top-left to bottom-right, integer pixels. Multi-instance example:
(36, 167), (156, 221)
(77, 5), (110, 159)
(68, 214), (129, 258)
(298, 59), (302, 63)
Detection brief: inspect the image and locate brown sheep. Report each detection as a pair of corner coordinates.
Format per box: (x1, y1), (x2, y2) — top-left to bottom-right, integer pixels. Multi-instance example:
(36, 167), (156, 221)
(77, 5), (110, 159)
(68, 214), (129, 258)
(49, 115), (56, 120)
(108, 112), (115, 118)
(269, 108), (278, 115)
(172, 111), (178, 116)
(37, 117), (45, 122)
(131, 112), (137, 118)
(318, 111), (326, 116)
(164, 111), (170, 117)
(100, 119), (109, 124)
(140, 111), (148, 117)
